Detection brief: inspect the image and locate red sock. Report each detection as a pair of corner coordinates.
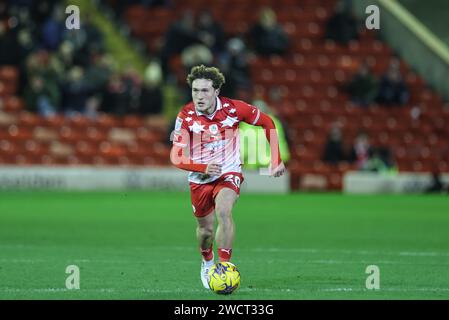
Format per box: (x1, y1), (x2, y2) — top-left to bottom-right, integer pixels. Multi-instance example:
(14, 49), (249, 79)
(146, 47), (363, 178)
(218, 248), (232, 262)
(200, 246), (213, 261)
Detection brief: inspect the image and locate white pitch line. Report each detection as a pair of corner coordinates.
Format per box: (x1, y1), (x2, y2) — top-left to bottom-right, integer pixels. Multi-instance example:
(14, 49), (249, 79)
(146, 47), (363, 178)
(1, 287), (449, 294)
(320, 287), (449, 293)
(112, 246), (449, 258)
(1, 244), (449, 258)
(0, 258), (197, 264)
(320, 288), (354, 292)
(0, 259), (48, 263)
(399, 251), (449, 257)
(3, 258), (445, 267)
(0, 288), (204, 294)
(250, 247), (449, 257)
(263, 259), (449, 266)
(0, 258), (417, 266)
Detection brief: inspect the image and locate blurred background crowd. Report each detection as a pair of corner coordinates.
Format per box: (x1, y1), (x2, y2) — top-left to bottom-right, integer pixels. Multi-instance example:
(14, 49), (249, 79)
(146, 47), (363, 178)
(0, 0), (448, 191)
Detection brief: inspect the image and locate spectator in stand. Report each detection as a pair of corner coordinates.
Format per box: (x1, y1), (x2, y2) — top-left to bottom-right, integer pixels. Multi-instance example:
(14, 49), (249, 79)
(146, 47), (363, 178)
(323, 123), (346, 164)
(197, 10), (225, 55)
(23, 74), (60, 118)
(52, 41), (75, 76)
(100, 70), (138, 116)
(348, 131), (373, 171)
(41, 5), (65, 51)
(82, 14), (104, 54)
(62, 24), (89, 66)
(105, 0), (170, 18)
(218, 37), (252, 98)
(17, 28), (37, 94)
(248, 7), (290, 56)
(160, 10), (199, 78)
(325, 0), (359, 45)
(376, 58), (409, 106)
(345, 61), (378, 107)
(178, 43), (213, 103)
(85, 52), (114, 97)
(366, 146), (397, 173)
(30, 0), (56, 29)
(138, 59), (164, 115)
(61, 66), (92, 117)
(14, 5), (38, 35)
(17, 28), (36, 63)
(181, 43), (213, 71)
(24, 50), (61, 96)
(0, 21), (20, 65)
(122, 64), (142, 112)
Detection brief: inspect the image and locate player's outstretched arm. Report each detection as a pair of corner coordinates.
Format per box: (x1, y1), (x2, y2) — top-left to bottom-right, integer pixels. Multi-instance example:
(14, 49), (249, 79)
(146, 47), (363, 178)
(170, 145), (222, 176)
(253, 111), (286, 178)
(236, 100), (285, 177)
(170, 144), (208, 173)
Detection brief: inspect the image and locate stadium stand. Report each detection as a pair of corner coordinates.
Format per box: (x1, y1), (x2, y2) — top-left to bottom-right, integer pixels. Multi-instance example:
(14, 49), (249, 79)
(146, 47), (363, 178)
(1, 0), (448, 191)
(119, 0), (449, 190)
(0, 64), (170, 166)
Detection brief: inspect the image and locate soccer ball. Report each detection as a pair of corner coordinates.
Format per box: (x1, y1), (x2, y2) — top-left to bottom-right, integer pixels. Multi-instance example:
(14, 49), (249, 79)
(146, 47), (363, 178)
(208, 262), (241, 295)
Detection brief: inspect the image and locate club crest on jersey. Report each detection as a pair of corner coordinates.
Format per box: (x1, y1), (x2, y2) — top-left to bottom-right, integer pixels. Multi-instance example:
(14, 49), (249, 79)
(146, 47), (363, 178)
(209, 124), (219, 134)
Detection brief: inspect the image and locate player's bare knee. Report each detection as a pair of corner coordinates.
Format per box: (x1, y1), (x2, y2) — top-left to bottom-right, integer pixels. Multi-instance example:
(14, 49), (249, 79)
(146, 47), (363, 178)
(215, 206), (233, 222)
(198, 225), (214, 240)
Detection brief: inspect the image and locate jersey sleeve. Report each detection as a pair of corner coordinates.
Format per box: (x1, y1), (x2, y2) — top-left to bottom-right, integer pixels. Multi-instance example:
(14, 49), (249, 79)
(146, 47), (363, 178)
(233, 99), (282, 169)
(172, 111), (190, 147)
(170, 110), (207, 174)
(233, 100), (261, 125)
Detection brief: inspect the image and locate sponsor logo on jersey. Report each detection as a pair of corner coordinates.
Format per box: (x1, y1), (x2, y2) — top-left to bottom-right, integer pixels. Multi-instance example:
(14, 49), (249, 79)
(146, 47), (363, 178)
(203, 139), (228, 151)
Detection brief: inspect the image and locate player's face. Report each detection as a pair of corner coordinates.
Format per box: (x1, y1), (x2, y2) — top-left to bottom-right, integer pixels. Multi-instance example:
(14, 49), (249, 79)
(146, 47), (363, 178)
(192, 79), (219, 114)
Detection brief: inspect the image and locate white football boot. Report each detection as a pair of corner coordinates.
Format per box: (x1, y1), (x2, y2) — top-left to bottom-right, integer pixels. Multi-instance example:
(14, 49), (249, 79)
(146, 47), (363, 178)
(200, 257), (214, 289)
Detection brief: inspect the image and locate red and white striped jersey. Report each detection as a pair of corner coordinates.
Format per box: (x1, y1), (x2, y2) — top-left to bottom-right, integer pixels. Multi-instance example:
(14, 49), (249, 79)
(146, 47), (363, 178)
(173, 96), (261, 184)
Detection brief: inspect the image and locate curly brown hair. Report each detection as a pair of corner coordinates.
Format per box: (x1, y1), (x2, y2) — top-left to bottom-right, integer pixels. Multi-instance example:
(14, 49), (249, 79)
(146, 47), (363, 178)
(186, 64), (226, 89)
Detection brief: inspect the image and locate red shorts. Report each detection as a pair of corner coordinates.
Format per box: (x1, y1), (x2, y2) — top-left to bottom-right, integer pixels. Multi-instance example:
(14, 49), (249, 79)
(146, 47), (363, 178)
(189, 172), (244, 218)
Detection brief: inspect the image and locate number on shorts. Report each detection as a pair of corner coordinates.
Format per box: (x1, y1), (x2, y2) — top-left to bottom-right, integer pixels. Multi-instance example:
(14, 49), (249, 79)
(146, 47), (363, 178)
(225, 175), (241, 189)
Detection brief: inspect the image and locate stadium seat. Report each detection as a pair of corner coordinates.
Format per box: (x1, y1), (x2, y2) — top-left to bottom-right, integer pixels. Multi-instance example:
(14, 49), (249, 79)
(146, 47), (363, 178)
(75, 140), (98, 157)
(18, 112), (43, 127)
(0, 66), (19, 82)
(122, 115), (144, 128)
(3, 96), (24, 112)
(0, 0), (445, 193)
(59, 126), (84, 144)
(7, 125), (33, 141)
(43, 115), (65, 128)
(86, 127), (108, 143)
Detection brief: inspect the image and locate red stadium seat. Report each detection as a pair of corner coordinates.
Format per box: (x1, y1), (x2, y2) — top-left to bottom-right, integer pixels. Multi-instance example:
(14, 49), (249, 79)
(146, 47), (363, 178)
(3, 96), (24, 112)
(42, 114), (65, 128)
(0, 66), (19, 88)
(0, 0), (445, 191)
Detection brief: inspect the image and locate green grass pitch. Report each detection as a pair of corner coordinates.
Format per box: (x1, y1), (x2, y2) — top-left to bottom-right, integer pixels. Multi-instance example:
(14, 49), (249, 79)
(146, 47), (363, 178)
(0, 191), (448, 299)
